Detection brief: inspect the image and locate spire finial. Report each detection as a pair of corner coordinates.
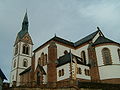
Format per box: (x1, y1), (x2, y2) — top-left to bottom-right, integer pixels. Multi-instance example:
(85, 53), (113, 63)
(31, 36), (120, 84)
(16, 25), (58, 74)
(26, 9), (27, 13)
(22, 11), (29, 31)
(97, 26), (100, 31)
(23, 10), (28, 22)
(54, 33), (56, 37)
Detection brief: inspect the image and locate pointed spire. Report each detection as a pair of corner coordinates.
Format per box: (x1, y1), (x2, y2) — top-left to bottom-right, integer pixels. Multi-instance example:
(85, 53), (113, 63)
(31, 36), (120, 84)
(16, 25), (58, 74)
(22, 11), (29, 31)
(23, 11), (28, 23)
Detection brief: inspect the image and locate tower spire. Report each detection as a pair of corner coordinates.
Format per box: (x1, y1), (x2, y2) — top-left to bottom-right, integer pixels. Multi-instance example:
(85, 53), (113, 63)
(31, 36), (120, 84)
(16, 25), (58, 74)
(22, 11), (29, 31)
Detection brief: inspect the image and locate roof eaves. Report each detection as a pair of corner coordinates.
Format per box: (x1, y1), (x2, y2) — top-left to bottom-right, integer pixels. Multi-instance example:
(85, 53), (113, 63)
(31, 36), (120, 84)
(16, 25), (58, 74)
(0, 68), (7, 80)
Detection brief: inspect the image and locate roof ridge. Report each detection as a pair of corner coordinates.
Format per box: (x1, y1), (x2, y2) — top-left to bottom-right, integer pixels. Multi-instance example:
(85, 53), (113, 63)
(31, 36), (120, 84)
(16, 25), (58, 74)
(74, 30), (99, 46)
(53, 36), (74, 44)
(34, 30), (100, 52)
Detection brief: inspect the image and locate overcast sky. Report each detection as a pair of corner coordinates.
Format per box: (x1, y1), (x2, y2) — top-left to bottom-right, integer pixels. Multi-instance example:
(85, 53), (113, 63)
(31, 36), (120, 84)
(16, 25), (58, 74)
(1, 0), (120, 82)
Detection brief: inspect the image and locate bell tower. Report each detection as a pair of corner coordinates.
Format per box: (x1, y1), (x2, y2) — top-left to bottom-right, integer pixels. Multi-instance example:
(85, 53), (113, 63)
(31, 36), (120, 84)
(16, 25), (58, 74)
(10, 12), (33, 86)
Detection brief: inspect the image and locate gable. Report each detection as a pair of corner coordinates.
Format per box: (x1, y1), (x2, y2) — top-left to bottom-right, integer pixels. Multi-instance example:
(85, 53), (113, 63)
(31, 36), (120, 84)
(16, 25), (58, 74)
(34, 29), (118, 53)
(21, 33), (33, 44)
(14, 33), (33, 45)
(92, 30), (104, 43)
(33, 36), (74, 52)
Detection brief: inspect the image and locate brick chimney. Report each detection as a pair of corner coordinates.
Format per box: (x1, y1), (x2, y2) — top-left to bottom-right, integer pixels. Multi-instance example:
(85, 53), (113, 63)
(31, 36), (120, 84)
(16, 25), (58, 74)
(47, 41), (57, 83)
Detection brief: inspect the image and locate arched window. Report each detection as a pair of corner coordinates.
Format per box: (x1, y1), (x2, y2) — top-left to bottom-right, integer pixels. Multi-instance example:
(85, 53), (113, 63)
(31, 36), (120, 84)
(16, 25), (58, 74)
(59, 69), (64, 77)
(62, 69), (64, 76)
(102, 48), (112, 65)
(14, 45), (18, 55)
(23, 59), (28, 67)
(26, 46), (29, 54)
(37, 72), (40, 84)
(81, 51), (86, 64)
(118, 49), (120, 61)
(22, 44), (29, 55)
(59, 70), (61, 77)
(13, 60), (16, 68)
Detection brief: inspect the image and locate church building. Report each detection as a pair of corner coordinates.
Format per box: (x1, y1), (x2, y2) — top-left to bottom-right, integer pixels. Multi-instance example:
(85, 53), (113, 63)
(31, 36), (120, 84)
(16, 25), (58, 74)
(10, 13), (120, 87)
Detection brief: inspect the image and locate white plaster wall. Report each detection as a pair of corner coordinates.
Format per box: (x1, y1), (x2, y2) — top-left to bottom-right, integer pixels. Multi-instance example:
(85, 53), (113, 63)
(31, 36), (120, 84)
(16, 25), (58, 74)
(35, 45), (49, 69)
(10, 70), (17, 81)
(73, 44), (89, 64)
(11, 41), (33, 86)
(10, 56), (18, 85)
(10, 68), (25, 86)
(72, 63), (90, 80)
(35, 42), (90, 69)
(56, 43), (90, 64)
(95, 45), (120, 80)
(13, 43), (20, 58)
(35, 42), (71, 69)
(95, 45), (120, 66)
(92, 32), (102, 43)
(57, 63), (70, 81)
(10, 68), (26, 86)
(18, 56), (31, 68)
(12, 57), (18, 69)
(99, 65), (120, 80)
(56, 43), (72, 58)
(17, 69), (25, 85)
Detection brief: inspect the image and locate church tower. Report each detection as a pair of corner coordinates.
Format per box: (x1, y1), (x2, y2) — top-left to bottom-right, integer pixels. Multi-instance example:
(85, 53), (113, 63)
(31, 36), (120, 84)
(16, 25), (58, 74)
(10, 12), (33, 86)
